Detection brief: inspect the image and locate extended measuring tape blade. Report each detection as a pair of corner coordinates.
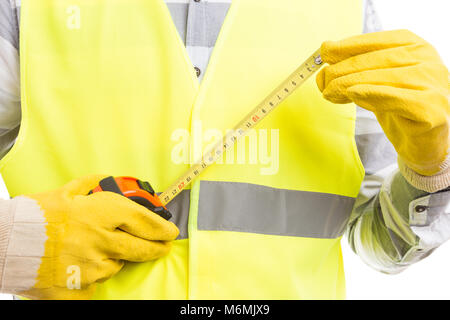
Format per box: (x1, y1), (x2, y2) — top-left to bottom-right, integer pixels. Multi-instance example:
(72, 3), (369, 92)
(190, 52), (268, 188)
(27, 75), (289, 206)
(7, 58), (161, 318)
(160, 49), (324, 205)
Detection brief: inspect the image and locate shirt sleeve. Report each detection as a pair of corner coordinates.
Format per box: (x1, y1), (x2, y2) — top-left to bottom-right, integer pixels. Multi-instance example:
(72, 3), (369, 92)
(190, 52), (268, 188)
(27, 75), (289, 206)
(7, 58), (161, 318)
(346, 0), (450, 274)
(0, 0), (21, 159)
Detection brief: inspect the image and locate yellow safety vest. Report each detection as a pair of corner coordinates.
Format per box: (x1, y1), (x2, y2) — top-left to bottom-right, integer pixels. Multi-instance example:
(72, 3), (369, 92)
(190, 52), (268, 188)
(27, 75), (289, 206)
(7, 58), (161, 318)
(2, 0), (364, 299)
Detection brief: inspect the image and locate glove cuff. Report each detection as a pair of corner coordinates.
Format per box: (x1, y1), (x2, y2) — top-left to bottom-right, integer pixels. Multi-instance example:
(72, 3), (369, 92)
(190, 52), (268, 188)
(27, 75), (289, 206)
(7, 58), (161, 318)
(0, 198), (15, 293)
(0, 196), (47, 295)
(398, 156), (450, 193)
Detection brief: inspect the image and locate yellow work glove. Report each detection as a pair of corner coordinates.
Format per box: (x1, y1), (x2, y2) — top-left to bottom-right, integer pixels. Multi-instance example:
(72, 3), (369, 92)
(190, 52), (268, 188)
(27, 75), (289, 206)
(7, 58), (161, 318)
(19, 175), (179, 300)
(317, 30), (449, 176)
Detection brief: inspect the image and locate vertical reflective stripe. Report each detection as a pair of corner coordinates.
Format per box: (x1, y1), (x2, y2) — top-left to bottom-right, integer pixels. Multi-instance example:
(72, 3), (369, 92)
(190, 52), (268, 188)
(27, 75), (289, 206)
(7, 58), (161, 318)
(198, 181), (356, 239)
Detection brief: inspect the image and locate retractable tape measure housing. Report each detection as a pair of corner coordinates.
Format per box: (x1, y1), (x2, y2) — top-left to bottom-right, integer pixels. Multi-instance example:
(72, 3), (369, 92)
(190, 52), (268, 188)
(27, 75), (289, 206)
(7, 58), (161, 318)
(89, 176), (172, 220)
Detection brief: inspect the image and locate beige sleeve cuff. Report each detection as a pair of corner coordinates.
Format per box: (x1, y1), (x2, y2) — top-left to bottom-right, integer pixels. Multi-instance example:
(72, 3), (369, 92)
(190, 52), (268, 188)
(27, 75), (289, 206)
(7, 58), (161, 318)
(0, 199), (16, 292)
(0, 196), (47, 294)
(398, 156), (450, 193)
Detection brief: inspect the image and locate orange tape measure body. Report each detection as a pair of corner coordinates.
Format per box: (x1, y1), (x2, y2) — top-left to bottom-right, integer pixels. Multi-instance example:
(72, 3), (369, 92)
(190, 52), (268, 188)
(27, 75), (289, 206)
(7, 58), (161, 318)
(90, 176), (172, 220)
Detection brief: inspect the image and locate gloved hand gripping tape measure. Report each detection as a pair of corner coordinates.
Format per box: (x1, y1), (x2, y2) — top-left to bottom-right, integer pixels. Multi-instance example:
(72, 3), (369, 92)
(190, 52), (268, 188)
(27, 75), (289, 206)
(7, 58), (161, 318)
(89, 176), (172, 220)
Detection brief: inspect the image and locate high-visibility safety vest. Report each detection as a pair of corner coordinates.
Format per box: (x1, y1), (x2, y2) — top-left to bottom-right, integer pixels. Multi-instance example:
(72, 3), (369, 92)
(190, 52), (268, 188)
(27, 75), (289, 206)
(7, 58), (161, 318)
(2, 0), (364, 299)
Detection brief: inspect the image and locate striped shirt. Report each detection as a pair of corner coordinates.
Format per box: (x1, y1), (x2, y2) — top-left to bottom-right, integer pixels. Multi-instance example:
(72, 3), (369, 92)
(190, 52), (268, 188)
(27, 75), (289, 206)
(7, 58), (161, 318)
(0, 0), (448, 275)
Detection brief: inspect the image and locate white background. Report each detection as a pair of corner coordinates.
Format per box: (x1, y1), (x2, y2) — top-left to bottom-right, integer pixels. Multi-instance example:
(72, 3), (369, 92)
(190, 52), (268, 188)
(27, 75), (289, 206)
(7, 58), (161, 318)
(1, 0), (449, 300)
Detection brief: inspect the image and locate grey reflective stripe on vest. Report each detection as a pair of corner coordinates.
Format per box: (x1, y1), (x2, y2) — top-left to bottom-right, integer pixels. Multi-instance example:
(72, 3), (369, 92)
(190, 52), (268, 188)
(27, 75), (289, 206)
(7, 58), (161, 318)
(198, 181), (356, 239)
(165, 189), (190, 240)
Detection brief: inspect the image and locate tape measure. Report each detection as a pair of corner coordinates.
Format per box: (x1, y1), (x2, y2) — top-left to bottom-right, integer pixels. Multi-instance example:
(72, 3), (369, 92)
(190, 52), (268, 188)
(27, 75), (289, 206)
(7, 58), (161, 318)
(160, 49), (324, 205)
(89, 176), (172, 220)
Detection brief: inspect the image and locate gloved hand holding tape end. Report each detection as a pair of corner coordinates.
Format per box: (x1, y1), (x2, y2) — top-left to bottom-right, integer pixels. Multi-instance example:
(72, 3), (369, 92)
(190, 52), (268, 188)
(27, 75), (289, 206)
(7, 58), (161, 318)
(317, 30), (449, 183)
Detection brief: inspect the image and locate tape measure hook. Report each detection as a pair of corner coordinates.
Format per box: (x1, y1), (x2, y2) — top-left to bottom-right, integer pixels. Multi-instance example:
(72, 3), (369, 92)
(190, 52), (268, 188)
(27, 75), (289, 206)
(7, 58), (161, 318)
(314, 55), (323, 65)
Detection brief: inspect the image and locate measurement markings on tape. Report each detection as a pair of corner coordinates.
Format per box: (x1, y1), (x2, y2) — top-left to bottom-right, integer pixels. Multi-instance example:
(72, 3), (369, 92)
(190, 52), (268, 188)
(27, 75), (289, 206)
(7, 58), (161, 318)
(160, 49), (324, 205)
